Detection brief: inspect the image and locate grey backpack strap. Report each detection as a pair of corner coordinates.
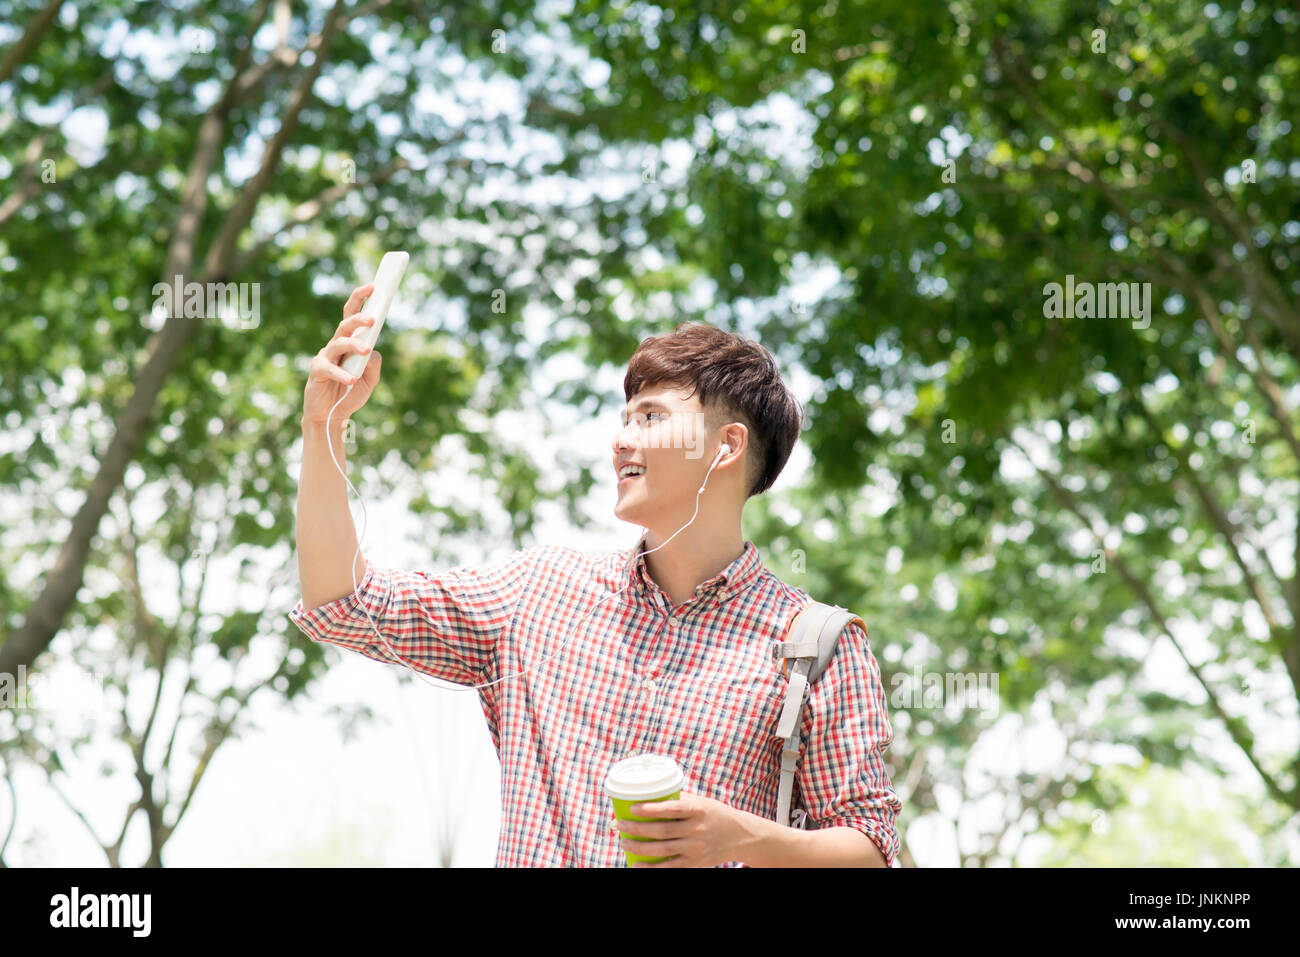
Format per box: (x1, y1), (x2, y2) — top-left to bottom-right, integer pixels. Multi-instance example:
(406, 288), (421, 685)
(770, 601), (866, 829)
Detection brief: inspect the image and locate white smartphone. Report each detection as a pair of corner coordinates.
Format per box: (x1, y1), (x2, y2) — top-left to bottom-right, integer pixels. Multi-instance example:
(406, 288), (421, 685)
(342, 250), (409, 378)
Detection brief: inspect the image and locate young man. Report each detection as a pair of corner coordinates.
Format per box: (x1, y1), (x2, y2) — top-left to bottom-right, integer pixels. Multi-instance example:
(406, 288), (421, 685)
(290, 291), (902, 867)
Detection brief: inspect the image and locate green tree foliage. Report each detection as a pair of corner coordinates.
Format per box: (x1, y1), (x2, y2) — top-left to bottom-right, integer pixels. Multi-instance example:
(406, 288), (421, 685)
(1038, 761), (1283, 867)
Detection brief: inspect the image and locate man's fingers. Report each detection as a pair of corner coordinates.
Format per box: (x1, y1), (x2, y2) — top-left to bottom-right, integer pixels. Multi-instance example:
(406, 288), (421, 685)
(342, 283), (374, 322)
(338, 313), (375, 338)
(618, 819), (683, 838)
(311, 358), (357, 386)
(322, 335), (373, 364)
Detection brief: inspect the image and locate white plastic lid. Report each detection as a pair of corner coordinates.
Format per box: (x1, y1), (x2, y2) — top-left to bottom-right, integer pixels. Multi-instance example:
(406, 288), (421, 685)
(603, 753), (684, 802)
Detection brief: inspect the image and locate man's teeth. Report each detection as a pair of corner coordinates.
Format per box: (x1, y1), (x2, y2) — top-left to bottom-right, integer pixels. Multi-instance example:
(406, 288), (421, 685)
(619, 466), (646, 478)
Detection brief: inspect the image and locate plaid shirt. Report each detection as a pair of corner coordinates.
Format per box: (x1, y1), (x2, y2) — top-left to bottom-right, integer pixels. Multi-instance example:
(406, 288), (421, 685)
(287, 532), (903, 867)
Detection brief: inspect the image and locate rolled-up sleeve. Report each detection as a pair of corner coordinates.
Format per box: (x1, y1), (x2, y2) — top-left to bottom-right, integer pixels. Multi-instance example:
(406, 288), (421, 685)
(797, 620), (903, 867)
(287, 548), (537, 686)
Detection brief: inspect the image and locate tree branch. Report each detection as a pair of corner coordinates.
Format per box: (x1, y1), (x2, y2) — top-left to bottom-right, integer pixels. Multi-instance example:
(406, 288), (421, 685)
(990, 40), (1300, 473)
(0, 0), (350, 679)
(229, 156), (413, 275)
(1176, 266), (1300, 466)
(0, 0), (281, 680)
(1141, 110), (1300, 352)
(0, 0), (66, 86)
(45, 753), (110, 862)
(1007, 431), (1298, 811)
(0, 62), (117, 226)
(202, 0), (351, 279)
(0, 754), (16, 867)
(104, 800), (142, 869)
(0, 133), (53, 226)
(1127, 391), (1292, 640)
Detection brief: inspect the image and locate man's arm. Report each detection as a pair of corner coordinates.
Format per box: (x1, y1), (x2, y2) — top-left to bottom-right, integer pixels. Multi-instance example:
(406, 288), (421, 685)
(297, 418), (367, 610)
(767, 619), (904, 866)
(287, 549), (537, 685)
(734, 807), (889, 867)
(298, 286), (388, 611)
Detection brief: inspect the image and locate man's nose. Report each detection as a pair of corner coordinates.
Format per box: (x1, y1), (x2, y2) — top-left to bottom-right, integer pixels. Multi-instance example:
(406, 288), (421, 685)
(612, 420), (638, 452)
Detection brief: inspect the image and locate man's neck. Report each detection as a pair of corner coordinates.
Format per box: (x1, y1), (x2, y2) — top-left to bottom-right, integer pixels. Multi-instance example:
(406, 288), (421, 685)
(639, 517), (745, 609)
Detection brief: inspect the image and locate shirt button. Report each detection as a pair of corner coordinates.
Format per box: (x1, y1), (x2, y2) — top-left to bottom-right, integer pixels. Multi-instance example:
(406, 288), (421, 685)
(643, 678), (656, 693)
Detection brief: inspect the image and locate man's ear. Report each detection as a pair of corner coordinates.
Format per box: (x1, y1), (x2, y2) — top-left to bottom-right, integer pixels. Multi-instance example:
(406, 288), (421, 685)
(722, 424), (748, 462)
(722, 423), (759, 494)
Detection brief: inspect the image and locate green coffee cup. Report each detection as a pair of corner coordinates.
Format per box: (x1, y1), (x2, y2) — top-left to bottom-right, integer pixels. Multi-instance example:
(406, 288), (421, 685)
(605, 753), (685, 866)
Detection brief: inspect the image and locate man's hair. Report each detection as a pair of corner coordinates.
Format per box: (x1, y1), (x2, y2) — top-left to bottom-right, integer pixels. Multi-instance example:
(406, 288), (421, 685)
(623, 322), (804, 498)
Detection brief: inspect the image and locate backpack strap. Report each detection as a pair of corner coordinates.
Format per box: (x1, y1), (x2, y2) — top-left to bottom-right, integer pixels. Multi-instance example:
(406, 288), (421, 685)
(769, 601), (866, 829)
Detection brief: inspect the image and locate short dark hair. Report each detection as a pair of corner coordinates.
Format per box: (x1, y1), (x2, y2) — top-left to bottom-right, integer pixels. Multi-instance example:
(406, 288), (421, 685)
(623, 322), (804, 498)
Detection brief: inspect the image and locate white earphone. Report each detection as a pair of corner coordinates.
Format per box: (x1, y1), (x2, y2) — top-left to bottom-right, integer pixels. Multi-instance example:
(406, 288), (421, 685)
(699, 443), (729, 489)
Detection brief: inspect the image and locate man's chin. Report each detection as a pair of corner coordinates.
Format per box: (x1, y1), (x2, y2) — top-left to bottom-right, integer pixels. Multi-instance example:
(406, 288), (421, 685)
(614, 495), (653, 527)
(613, 501), (641, 525)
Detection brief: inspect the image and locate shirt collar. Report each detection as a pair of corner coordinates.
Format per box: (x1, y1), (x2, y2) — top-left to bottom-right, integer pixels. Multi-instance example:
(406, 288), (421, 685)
(622, 530), (763, 609)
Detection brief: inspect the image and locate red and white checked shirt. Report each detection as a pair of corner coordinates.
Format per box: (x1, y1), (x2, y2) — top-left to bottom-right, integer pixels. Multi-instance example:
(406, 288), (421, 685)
(287, 532), (903, 867)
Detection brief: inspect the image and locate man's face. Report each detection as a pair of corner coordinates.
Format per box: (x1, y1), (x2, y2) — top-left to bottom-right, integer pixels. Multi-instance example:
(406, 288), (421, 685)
(611, 383), (715, 525)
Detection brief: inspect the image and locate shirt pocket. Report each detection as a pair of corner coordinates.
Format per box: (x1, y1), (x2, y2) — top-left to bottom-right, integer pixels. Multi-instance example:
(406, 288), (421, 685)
(664, 670), (787, 812)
